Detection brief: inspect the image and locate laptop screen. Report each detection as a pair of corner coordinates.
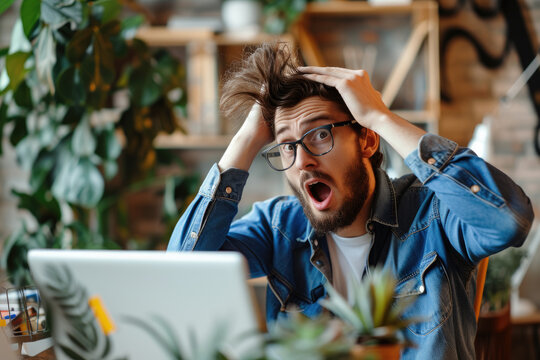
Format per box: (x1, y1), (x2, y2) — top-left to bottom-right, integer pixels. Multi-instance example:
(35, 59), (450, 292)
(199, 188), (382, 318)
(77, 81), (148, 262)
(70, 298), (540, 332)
(28, 249), (263, 359)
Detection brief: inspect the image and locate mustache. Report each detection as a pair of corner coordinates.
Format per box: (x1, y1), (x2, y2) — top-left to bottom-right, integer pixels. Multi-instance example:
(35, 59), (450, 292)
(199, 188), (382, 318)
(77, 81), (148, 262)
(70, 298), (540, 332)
(299, 170), (334, 185)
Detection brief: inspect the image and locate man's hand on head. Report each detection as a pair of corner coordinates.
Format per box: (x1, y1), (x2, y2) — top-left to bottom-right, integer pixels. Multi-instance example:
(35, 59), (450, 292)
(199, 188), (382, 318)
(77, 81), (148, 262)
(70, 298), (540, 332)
(218, 103), (274, 172)
(299, 66), (391, 131)
(238, 103), (274, 149)
(299, 66), (426, 159)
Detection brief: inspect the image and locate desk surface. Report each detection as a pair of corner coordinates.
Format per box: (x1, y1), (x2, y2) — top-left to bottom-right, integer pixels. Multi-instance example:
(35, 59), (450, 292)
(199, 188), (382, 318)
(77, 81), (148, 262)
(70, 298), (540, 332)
(512, 311), (540, 326)
(22, 348), (56, 360)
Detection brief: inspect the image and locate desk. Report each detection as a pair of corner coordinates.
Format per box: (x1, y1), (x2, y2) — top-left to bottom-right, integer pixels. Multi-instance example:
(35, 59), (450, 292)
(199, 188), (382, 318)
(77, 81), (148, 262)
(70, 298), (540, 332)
(22, 347), (56, 360)
(512, 312), (540, 359)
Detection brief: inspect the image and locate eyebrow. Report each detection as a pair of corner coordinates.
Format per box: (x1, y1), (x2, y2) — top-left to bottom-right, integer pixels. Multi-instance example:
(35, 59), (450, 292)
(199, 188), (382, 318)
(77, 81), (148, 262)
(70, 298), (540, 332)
(275, 115), (333, 138)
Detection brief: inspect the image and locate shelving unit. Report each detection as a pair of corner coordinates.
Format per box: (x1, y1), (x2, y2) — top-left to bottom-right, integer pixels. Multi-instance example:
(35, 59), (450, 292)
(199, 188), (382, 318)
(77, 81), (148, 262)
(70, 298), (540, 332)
(140, 1), (439, 151)
(293, 1), (440, 133)
(136, 27), (293, 149)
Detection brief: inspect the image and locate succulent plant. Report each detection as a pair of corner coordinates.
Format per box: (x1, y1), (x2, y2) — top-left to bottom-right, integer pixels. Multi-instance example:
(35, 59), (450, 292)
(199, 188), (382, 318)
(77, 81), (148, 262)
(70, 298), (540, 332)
(320, 267), (418, 346)
(263, 312), (355, 360)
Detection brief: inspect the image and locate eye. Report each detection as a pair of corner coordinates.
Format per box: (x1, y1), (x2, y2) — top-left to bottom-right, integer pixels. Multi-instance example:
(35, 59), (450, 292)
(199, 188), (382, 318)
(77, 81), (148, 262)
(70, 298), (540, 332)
(312, 128), (331, 142)
(281, 143), (295, 154)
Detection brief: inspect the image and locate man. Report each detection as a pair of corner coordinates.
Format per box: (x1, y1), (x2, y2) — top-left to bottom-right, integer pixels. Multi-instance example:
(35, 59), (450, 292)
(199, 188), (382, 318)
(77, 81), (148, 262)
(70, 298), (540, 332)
(167, 43), (534, 359)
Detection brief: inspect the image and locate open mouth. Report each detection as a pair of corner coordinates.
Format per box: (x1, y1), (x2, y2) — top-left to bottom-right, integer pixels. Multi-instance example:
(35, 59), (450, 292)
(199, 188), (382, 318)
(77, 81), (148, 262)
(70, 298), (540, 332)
(305, 179), (333, 210)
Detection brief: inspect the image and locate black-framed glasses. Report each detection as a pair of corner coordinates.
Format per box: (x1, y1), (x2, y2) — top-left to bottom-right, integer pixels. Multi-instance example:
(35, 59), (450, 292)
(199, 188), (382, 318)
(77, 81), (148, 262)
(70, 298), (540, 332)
(261, 119), (357, 171)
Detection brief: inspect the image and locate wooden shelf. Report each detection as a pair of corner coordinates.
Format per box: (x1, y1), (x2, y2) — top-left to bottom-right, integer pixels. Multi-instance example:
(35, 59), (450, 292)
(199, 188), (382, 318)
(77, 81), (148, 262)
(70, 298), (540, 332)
(294, 1), (440, 133)
(136, 27), (215, 46)
(303, 1), (437, 15)
(136, 27), (292, 47)
(142, 2), (440, 147)
(138, 28), (294, 149)
(154, 132), (233, 150)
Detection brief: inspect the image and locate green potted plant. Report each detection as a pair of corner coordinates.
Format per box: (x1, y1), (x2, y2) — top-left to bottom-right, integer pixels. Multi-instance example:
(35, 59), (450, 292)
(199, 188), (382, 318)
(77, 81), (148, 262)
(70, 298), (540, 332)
(320, 267), (418, 359)
(0, 0), (187, 286)
(481, 247), (527, 314)
(474, 248), (527, 359)
(262, 312), (354, 360)
(262, 0), (318, 34)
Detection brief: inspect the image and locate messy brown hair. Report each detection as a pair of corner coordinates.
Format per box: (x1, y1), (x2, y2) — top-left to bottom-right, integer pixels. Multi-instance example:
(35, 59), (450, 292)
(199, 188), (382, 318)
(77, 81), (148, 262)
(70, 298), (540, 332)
(220, 42), (383, 169)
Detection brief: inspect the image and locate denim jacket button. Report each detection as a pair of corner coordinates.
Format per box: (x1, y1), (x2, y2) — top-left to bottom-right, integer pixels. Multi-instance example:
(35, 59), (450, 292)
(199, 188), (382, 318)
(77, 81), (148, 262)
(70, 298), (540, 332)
(225, 186), (232, 194)
(427, 157), (436, 165)
(313, 239), (319, 247)
(190, 231), (198, 239)
(418, 285), (425, 293)
(470, 184), (480, 194)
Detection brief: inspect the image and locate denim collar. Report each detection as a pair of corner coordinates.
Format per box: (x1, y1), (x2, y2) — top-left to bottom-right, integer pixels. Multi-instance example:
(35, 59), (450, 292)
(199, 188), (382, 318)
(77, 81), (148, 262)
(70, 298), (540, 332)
(371, 168), (399, 228)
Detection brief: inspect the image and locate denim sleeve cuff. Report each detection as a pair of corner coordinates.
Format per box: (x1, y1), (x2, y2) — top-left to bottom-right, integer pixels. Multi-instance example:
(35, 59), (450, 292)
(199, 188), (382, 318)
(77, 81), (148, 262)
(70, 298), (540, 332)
(404, 133), (459, 183)
(199, 163), (249, 201)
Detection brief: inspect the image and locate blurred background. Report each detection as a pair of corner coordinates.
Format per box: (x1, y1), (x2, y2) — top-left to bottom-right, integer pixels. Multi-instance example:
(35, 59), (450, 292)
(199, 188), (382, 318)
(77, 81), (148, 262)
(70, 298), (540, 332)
(0, 0), (539, 357)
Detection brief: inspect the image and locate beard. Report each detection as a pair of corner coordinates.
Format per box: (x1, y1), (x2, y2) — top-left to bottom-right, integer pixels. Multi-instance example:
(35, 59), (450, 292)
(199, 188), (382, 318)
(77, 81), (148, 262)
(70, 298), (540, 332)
(288, 153), (370, 234)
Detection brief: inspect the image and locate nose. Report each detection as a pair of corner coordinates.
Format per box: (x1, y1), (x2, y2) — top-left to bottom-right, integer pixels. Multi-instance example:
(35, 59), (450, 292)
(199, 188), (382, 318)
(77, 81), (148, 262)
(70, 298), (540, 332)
(294, 145), (317, 170)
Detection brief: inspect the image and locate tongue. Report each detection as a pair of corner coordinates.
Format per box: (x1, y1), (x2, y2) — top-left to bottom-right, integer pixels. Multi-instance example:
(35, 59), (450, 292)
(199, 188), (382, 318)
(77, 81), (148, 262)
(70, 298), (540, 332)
(311, 183), (331, 202)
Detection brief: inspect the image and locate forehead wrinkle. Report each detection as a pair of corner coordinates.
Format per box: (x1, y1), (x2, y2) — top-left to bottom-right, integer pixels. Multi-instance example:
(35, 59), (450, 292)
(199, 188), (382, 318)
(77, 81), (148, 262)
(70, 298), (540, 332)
(275, 115), (333, 138)
(274, 97), (348, 138)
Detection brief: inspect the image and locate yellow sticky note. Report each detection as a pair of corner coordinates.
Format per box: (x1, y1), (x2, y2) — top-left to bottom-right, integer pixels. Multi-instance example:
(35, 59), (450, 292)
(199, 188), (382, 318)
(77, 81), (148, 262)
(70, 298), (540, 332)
(88, 296), (116, 335)
(0, 318), (6, 327)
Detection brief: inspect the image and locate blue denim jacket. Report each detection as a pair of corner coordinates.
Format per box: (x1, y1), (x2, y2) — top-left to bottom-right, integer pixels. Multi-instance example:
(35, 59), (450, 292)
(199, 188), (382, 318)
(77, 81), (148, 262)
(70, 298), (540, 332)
(167, 134), (534, 359)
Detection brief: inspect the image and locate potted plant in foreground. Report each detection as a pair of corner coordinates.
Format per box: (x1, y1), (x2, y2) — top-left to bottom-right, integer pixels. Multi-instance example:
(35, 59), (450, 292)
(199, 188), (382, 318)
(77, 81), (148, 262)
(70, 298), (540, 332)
(320, 267), (418, 359)
(262, 267), (417, 359)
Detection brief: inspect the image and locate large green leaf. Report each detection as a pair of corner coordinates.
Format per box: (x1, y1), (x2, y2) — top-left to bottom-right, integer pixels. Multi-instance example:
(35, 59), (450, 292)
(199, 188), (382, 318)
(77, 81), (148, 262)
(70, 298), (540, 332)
(129, 62), (162, 107)
(0, 0), (16, 16)
(66, 27), (92, 63)
(61, 106), (84, 126)
(9, 115), (29, 147)
(30, 150), (56, 192)
(4, 51), (31, 93)
(120, 14), (144, 39)
(72, 115), (96, 156)
(41, 0), (83, 30)
(12, 187), (62, 224)
(35, 25), (57, 93)
(92, 0), (121, 25)
(52, 156), (104, 207)
(100, 19), (121, 37)
(0, 226), (36, 287)
(154, 51), (180, 85)
(103, 159), (118, 180)
(80, 57), (114, 109)
(21, 0), (41, 38)
(15, 133), (42, 171)
(92, 30), (115, 82)
(13, 81), (33, 108)
(56, 65), (86, 105)
(95, 125), (121, 160)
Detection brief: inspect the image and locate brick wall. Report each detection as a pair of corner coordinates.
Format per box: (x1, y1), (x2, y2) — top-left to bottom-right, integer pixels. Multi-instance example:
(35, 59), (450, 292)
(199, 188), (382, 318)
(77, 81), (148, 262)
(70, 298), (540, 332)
(439, 2), (540, 306)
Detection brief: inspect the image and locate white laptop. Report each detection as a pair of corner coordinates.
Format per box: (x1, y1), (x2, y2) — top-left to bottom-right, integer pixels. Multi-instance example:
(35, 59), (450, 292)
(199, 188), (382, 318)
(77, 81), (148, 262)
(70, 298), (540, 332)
(28, 250), (265, 359)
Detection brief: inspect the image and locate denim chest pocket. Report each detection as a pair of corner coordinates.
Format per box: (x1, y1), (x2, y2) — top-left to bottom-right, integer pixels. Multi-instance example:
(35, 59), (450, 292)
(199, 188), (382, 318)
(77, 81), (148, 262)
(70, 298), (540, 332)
(394, 252), (452, 336)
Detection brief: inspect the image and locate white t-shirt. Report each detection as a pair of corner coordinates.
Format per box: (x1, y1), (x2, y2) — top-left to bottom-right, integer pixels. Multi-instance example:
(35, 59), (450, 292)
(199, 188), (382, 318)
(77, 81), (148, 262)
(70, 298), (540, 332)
(327, 231), (372, 303)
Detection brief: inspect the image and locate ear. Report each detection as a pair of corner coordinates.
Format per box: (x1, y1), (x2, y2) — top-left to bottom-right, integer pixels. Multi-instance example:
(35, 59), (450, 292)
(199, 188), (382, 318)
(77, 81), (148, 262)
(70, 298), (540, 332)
(358, 128), (380, 158)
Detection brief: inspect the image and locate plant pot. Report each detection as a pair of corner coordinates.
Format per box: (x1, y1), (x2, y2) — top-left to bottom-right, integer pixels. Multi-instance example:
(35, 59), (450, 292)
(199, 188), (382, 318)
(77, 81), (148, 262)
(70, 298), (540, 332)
(475, 302), (511, 360)
(350, 343), (402, 360)
(222, 0), (262, 35)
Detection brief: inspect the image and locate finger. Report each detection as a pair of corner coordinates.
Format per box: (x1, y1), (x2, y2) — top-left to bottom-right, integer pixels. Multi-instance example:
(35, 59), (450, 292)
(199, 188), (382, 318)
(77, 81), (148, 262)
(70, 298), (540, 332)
(302, 73), (340, 87)
(299, 66), (363, 77)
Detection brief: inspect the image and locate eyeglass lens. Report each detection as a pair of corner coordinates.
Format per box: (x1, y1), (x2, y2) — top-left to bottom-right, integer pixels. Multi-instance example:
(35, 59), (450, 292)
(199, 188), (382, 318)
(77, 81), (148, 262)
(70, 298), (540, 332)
(266, 126), (334, 170)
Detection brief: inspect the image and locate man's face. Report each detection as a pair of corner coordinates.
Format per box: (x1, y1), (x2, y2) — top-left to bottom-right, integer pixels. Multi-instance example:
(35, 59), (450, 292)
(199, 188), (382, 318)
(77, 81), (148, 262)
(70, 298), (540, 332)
(274, 97), (372, 234)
